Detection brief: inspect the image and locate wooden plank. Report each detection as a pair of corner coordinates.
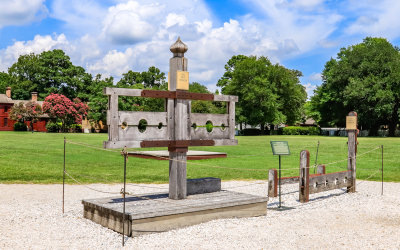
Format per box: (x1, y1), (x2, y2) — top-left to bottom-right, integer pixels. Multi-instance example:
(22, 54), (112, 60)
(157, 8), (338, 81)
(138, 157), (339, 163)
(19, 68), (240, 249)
(268, 169), (278, 197)
(213, 95), (239, 102)
(213, 139), (238, 146)
(309, 171), (351, 194)
(191, 127), (230, 140)
(190, 113), (229, 127)
(299, 150), (310, 203)
(347, 111), (357, 193)
(169, 151), (187, 199)
(109, 94), (119, 142)
(104, 87), (143, 97)
(119, 126), (167, 141)
(348, 130), (356, 193)
(103, 140), (141, 149)
(175, 99), (189, 140)
(167, 99), (175, 140)
(140, 140), (215, 148)
(169, 52), (188, 200)
(228, 101), (235, 140)
(119, 111), (167, 126)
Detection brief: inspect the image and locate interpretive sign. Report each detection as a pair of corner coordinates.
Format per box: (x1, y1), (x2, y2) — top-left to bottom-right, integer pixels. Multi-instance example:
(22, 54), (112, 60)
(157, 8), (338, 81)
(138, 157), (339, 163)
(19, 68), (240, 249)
(270, 141), (290, 155)
(346, 116), (357, 130)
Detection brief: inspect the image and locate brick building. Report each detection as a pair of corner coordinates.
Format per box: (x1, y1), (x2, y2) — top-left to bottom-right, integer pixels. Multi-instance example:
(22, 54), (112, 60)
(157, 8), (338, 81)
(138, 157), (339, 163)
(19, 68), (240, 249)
(0, 87), (48, 132)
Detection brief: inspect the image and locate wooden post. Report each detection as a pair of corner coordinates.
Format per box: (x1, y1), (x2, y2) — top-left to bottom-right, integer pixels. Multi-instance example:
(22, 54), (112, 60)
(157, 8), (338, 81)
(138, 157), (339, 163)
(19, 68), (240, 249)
(317, 164), (325, 175)
(347, 111), (357, 193)
(168, 37), (189, 200)
(268, 169), (278, 198)
(299, 150), (310, 203)
(108, 92), (119, 142)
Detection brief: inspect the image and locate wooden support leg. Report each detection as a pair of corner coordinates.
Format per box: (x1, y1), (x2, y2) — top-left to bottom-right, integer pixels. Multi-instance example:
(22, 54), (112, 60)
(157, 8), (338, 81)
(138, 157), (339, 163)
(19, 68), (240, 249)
(169, 148), (187, 200)
(299, 150), (310, 203)
(268, 169), (278, 198)
(347, 130), (357, 193)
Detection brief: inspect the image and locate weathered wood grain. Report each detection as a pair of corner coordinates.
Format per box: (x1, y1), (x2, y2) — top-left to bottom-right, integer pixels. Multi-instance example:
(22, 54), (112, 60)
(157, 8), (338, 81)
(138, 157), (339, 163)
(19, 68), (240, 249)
(190, 113), (229, 127)
(268, 169), (278, 198)
(299, 150), (310, 203)
(118, 126), (167, 141)
(309, 171), (351, 194)
(191, 127), (230, 140)
(104, 87), (142, 97)
(119, 111), (167, 126)
(109, 94), (119, 142)
(213, 95), (238, 102)
(228, 101), (235, 140)
(103, 140), (141, 149)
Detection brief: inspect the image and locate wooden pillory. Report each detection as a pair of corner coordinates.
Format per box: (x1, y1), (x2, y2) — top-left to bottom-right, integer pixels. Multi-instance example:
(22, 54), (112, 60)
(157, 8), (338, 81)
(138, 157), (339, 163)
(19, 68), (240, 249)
(268, 111), (358, 203)
(103, 37), (238, 200)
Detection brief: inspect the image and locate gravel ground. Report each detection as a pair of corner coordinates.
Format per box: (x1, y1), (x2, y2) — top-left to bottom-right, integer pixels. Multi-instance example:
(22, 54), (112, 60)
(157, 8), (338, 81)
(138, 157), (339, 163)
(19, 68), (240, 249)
(1, 180), (399, 249)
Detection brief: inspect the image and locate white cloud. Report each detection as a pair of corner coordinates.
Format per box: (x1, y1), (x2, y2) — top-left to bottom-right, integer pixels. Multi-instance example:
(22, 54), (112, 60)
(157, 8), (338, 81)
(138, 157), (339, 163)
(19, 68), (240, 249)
(0, 34), (70, 71)
(89, 48), (134, 77)
(345, 0), (400, 39)
(0, 0), (47, 28)
(302, 83), (317, 99)
(4, 0), (400, 90)
(165, 13), (188, 28)
(51, 0), (107, 34)
(242, 0), (343, 54)
(102, 1), (163, 44)
(309, 73), (322, 82)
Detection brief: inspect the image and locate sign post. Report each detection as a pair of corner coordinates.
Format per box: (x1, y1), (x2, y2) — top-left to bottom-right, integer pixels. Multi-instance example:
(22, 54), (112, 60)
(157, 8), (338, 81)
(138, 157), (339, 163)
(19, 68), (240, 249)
(270, 141), (290, 208)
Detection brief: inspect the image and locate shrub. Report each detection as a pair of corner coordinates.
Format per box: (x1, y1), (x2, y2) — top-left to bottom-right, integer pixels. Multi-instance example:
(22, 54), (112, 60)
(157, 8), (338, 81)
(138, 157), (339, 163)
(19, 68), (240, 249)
(14, 122), (27, 131)
(70, 124), (82, 133)
(240, 128), (262, 136)
(46, 122), (61, 133)
(282, 126), (320, 135)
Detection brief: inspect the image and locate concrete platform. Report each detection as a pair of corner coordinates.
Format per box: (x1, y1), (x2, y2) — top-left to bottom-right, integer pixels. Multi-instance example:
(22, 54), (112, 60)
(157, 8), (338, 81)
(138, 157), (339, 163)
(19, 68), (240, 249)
(127, 150), (227, 160)
(82, 191), (268, 236)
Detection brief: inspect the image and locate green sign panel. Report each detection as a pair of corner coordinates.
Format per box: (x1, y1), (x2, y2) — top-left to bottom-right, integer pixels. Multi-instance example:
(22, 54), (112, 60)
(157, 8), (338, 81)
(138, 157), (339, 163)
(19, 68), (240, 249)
(270, 141), (290, 155)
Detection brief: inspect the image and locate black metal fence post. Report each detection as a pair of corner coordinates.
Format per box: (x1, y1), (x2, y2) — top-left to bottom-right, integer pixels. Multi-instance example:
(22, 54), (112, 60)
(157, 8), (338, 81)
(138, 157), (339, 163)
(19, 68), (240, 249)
(63, 137), (66, 214)
(122, 147), (127, 246)
(381, 145), (384, 196)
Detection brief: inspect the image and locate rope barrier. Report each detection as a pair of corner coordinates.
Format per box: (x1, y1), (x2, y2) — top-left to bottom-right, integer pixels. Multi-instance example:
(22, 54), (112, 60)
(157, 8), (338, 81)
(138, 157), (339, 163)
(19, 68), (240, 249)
(64, 171), (120, 195)
(322, 146), (381, 167)
(65, 139), (382, 174)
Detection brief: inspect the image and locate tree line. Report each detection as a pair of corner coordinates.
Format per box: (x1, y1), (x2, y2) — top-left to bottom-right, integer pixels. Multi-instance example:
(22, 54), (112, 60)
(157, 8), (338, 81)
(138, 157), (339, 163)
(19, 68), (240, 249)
(309, 37), (400, 136)
(2, 36), (398, 135)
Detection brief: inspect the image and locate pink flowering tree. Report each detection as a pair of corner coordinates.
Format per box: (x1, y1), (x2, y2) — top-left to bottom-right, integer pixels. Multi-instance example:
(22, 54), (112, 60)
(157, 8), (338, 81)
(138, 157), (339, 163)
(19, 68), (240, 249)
(43, 93), (89, 132)
(9, 101), (43, 132)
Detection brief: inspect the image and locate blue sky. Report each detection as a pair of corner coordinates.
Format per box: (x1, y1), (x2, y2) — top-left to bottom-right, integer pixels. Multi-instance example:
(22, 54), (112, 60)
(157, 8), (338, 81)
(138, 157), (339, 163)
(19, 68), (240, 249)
(1, 0), (400, 98)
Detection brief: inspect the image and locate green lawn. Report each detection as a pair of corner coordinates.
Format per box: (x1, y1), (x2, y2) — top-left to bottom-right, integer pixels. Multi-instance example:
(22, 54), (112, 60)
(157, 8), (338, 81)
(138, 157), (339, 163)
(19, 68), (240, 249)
(0, 131), (398, 183)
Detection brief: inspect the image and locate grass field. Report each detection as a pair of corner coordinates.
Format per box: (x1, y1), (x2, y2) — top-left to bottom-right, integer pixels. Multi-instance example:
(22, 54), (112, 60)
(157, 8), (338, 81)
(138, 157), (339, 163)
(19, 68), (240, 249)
(0, 131), (398, 183)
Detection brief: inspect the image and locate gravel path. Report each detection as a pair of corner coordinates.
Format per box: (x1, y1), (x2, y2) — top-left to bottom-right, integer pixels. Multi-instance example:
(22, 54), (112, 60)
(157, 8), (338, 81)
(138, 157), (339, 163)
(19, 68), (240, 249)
(1, 180), (399, 249)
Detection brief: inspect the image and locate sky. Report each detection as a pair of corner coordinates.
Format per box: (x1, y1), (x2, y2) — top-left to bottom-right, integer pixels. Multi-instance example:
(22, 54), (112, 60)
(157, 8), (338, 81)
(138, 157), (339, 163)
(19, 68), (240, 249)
(1, 0), (400, 98)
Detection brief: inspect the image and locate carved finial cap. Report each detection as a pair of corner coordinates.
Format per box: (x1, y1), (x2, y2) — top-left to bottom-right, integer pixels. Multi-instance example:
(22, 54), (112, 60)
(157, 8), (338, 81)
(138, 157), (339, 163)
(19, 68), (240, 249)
(170, 37), (188, 57)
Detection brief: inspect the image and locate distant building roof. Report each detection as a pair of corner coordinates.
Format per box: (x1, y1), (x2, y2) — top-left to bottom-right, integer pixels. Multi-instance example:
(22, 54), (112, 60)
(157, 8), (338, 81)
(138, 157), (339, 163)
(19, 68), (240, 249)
(304, 118), (316, 126)
(0, 94), (13, 104)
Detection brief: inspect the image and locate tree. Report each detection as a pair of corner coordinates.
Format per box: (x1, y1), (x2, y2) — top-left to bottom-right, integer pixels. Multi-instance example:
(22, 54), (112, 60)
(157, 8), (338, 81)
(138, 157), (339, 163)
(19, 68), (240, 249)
(87, 74), (114, 125)
(311, 37), (400, 136)
(116, 66), (167, 112)
(217, 55), (306, 133)
(8, 101), (43, 132)
(8, 50), (92, 101)
(189, 82), (225, 114)
(42, 93), (88, 132)
(0, 72), (10, 93)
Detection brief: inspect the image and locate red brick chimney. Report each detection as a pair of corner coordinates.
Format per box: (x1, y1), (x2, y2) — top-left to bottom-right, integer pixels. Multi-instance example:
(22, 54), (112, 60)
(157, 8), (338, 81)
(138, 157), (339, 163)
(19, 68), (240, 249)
(6, 87), (11, 98)
(31, 92), (38, 102)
